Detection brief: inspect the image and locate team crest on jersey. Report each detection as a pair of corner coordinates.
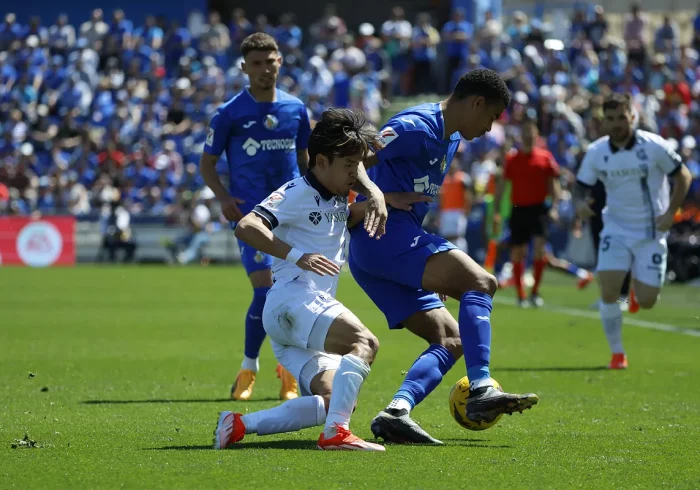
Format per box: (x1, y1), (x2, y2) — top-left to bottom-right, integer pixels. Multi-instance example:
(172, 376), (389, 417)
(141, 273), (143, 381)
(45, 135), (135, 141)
(309, 211), (322, 226)
(206, 128), (214, 146)
(262, 192), (285, 209)
(377, 126), (398, 148)
(264, 114), (279, 130)
(254, 251), (265, 263)
(636, 149), (648, 161)
(440, 156), (447, 173)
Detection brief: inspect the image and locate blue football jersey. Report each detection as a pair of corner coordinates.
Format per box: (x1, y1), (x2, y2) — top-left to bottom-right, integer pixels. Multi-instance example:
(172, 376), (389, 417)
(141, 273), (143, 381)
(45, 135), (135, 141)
(203, 88), (311, 215)
(358, 103), (461, 227)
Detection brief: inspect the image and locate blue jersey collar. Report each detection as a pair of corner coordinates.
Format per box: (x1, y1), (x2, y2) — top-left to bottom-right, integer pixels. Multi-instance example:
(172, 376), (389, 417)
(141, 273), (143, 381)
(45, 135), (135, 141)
(305, 171), (335, 201)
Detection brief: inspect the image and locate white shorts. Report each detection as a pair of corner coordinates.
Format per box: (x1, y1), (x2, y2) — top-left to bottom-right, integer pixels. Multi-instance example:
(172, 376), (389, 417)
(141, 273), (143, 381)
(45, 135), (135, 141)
(596, 233), (667, 288)
(439, 210), (467, 238)
(263, 278), (346, 396)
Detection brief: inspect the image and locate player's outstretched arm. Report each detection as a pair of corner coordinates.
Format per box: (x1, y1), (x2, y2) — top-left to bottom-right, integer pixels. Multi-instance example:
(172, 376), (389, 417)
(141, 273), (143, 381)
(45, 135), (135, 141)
(235, 213), (340, 276)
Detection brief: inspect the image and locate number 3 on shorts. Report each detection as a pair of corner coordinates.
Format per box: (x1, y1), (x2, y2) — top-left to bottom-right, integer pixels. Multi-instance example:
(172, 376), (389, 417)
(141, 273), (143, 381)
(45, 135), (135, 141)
(411, 235), (420, 248)
(601, 236), (611, 252)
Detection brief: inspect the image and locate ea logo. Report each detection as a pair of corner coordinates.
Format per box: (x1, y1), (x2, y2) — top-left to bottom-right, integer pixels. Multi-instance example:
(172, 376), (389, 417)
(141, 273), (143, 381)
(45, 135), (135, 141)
(16, 221), (63, 267)
(264, 114), (278, 130)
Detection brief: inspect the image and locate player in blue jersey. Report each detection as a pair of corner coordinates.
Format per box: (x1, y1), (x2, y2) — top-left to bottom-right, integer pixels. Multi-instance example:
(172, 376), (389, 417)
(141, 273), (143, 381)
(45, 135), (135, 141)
(200, 33), (388, 402)
(349, 69), (539, 444)
(199, 33), (312, 401)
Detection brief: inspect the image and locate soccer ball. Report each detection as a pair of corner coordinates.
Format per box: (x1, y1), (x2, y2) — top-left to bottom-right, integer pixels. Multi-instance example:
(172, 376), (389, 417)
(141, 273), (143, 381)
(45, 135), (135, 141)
(448, 376), (504, 431)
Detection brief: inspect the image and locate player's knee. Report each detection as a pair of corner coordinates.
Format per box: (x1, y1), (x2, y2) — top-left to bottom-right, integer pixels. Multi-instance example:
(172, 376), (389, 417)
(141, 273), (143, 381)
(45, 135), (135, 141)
(441, 328), (463, 360)
(636, 294), (658, 309)
(472, 271), (498, 297)
(351, 331), (379, 365)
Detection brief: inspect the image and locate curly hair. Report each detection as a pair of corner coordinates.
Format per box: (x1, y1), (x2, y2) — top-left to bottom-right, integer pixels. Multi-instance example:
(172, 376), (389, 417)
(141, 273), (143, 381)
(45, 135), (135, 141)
(452, 68), (511, 108)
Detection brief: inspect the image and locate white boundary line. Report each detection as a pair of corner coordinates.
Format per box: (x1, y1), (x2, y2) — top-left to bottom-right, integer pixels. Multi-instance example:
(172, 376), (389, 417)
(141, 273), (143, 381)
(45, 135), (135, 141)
(492, 297), (700, 338)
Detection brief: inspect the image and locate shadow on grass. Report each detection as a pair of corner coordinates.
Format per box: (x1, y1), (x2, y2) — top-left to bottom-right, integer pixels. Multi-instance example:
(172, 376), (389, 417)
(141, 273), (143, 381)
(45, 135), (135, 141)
(146, 439), (509, 451)
(81, 397), (280, 405)
(497, 366), (607, 372)
(146, 440), (318, 451)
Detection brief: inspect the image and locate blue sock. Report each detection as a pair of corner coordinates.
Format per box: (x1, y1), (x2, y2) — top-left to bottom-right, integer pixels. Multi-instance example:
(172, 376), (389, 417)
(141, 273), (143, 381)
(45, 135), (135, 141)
(392, 344), (456, 409)
(243, 287), (269, 359)
(565, 263), (580, 276)
(459, 291), (493, 383)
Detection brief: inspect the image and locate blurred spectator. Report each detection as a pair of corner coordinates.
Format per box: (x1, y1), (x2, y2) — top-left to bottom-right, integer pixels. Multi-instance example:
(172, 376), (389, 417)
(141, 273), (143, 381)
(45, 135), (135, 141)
(163, 187), (217, 264)
(382, 6), (412, 96)
(623, 2), (648, 66)
(98, 190), (136, 263)
(442, 8), (472, 92)
(410, 13), (440, 95)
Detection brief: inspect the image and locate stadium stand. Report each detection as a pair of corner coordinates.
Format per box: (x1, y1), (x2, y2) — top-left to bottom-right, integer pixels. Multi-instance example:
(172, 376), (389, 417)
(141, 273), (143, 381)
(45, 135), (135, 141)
(1, 2), (699, 268)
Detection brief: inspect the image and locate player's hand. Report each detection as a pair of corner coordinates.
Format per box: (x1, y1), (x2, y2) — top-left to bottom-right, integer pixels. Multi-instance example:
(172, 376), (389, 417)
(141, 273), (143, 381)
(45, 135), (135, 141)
(296, 253), (341, 277)
(221, 195), (246, 222)
(384, 192), (433, 211)
(365, 190), (388, 240)
(575, 198), (595, 220)
(439, 293), (448, 303)
(655, 211), (675, 232)
(549, 207), (560, 224)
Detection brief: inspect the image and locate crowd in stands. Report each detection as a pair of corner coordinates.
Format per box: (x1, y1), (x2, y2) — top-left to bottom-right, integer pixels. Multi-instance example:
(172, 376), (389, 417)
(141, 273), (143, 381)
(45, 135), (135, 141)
(1, 3), (700, 226)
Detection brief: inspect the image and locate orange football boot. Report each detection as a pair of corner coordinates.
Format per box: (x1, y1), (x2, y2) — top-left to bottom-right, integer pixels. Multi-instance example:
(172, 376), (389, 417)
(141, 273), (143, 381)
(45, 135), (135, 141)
(231, 369), (256, 400)
(317, 424), (385, 451)
(277, 364), (299, 400)
(213, 411), (246, 449)
(628, 289), (640, 314)
(608, 353), (628, 370)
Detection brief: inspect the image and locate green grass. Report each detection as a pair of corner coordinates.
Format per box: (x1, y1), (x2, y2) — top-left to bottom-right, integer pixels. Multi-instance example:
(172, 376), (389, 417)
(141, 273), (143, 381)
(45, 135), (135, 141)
(1, 266), (700, 489)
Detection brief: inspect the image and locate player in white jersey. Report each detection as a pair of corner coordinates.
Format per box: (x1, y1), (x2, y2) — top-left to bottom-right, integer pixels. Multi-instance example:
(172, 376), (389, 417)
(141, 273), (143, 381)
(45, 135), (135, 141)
(574, 93), (692, 369)
(213, 108), (429, 451)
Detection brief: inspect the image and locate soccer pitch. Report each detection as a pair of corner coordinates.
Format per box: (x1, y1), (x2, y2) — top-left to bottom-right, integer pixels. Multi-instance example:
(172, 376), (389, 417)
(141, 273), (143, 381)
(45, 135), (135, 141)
(1, 266), (699, 489)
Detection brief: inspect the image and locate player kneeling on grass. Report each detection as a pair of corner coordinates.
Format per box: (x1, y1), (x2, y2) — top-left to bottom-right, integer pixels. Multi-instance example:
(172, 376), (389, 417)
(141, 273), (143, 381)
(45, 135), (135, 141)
(214, 108), (428, 451)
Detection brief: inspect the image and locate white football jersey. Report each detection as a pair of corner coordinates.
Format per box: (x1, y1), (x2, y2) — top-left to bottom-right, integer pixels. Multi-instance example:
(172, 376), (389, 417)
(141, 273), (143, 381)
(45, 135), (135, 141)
(252, 173), (350, 295)
(577, 130), (682, 239)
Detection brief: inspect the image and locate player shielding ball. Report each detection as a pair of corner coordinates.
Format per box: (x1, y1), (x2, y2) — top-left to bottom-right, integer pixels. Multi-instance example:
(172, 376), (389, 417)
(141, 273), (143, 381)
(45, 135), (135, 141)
(349, 69), (538, 445)
(200, 33), (311, 401)
(213, 109), (428, 451)
(574, 93), (692, 369)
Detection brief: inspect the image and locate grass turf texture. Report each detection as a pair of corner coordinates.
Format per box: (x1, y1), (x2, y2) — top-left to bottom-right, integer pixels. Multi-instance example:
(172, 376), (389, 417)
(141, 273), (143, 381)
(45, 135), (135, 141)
(1, 266), (700, 489)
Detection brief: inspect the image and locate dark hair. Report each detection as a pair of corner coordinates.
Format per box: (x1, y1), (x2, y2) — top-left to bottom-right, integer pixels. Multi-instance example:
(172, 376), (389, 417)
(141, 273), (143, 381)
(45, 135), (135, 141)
(603, 93), (633, 113)
(308, 109), (379, 169)
(452, 68), (511, 107)
(240, 33), (278, 57)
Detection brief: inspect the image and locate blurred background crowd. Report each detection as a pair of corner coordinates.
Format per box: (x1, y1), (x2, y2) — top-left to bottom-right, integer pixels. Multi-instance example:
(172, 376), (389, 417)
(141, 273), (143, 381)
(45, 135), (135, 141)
(1, 1), (700, 267)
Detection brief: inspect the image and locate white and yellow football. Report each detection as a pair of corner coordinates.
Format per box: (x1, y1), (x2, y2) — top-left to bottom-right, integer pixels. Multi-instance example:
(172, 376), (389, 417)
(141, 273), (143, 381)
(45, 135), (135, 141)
(448, 376), (504, 431)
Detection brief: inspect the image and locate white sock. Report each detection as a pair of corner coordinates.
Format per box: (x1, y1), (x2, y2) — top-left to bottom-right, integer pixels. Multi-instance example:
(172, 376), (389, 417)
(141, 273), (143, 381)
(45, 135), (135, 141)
(241, 356), (259, 372)
(241, 395), (326, 435)
(386, 398), (412, 413)
(323, 354), (370, 438)
(600, 301), (624, 354)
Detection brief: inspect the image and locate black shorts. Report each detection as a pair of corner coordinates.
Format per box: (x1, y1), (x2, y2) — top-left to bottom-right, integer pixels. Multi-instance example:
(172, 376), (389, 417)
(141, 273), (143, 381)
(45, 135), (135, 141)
(508, 204), (549, 246)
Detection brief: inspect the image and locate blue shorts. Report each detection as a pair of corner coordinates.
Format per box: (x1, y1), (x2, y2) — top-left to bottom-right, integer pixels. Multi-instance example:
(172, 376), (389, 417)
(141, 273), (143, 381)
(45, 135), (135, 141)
(238, 238), (272, 275)
(348, 220), (456, 329)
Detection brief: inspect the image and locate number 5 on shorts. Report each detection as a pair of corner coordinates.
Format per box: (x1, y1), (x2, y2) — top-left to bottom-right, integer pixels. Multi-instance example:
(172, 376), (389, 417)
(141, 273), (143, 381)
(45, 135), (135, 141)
(601, 236), (611, 252)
